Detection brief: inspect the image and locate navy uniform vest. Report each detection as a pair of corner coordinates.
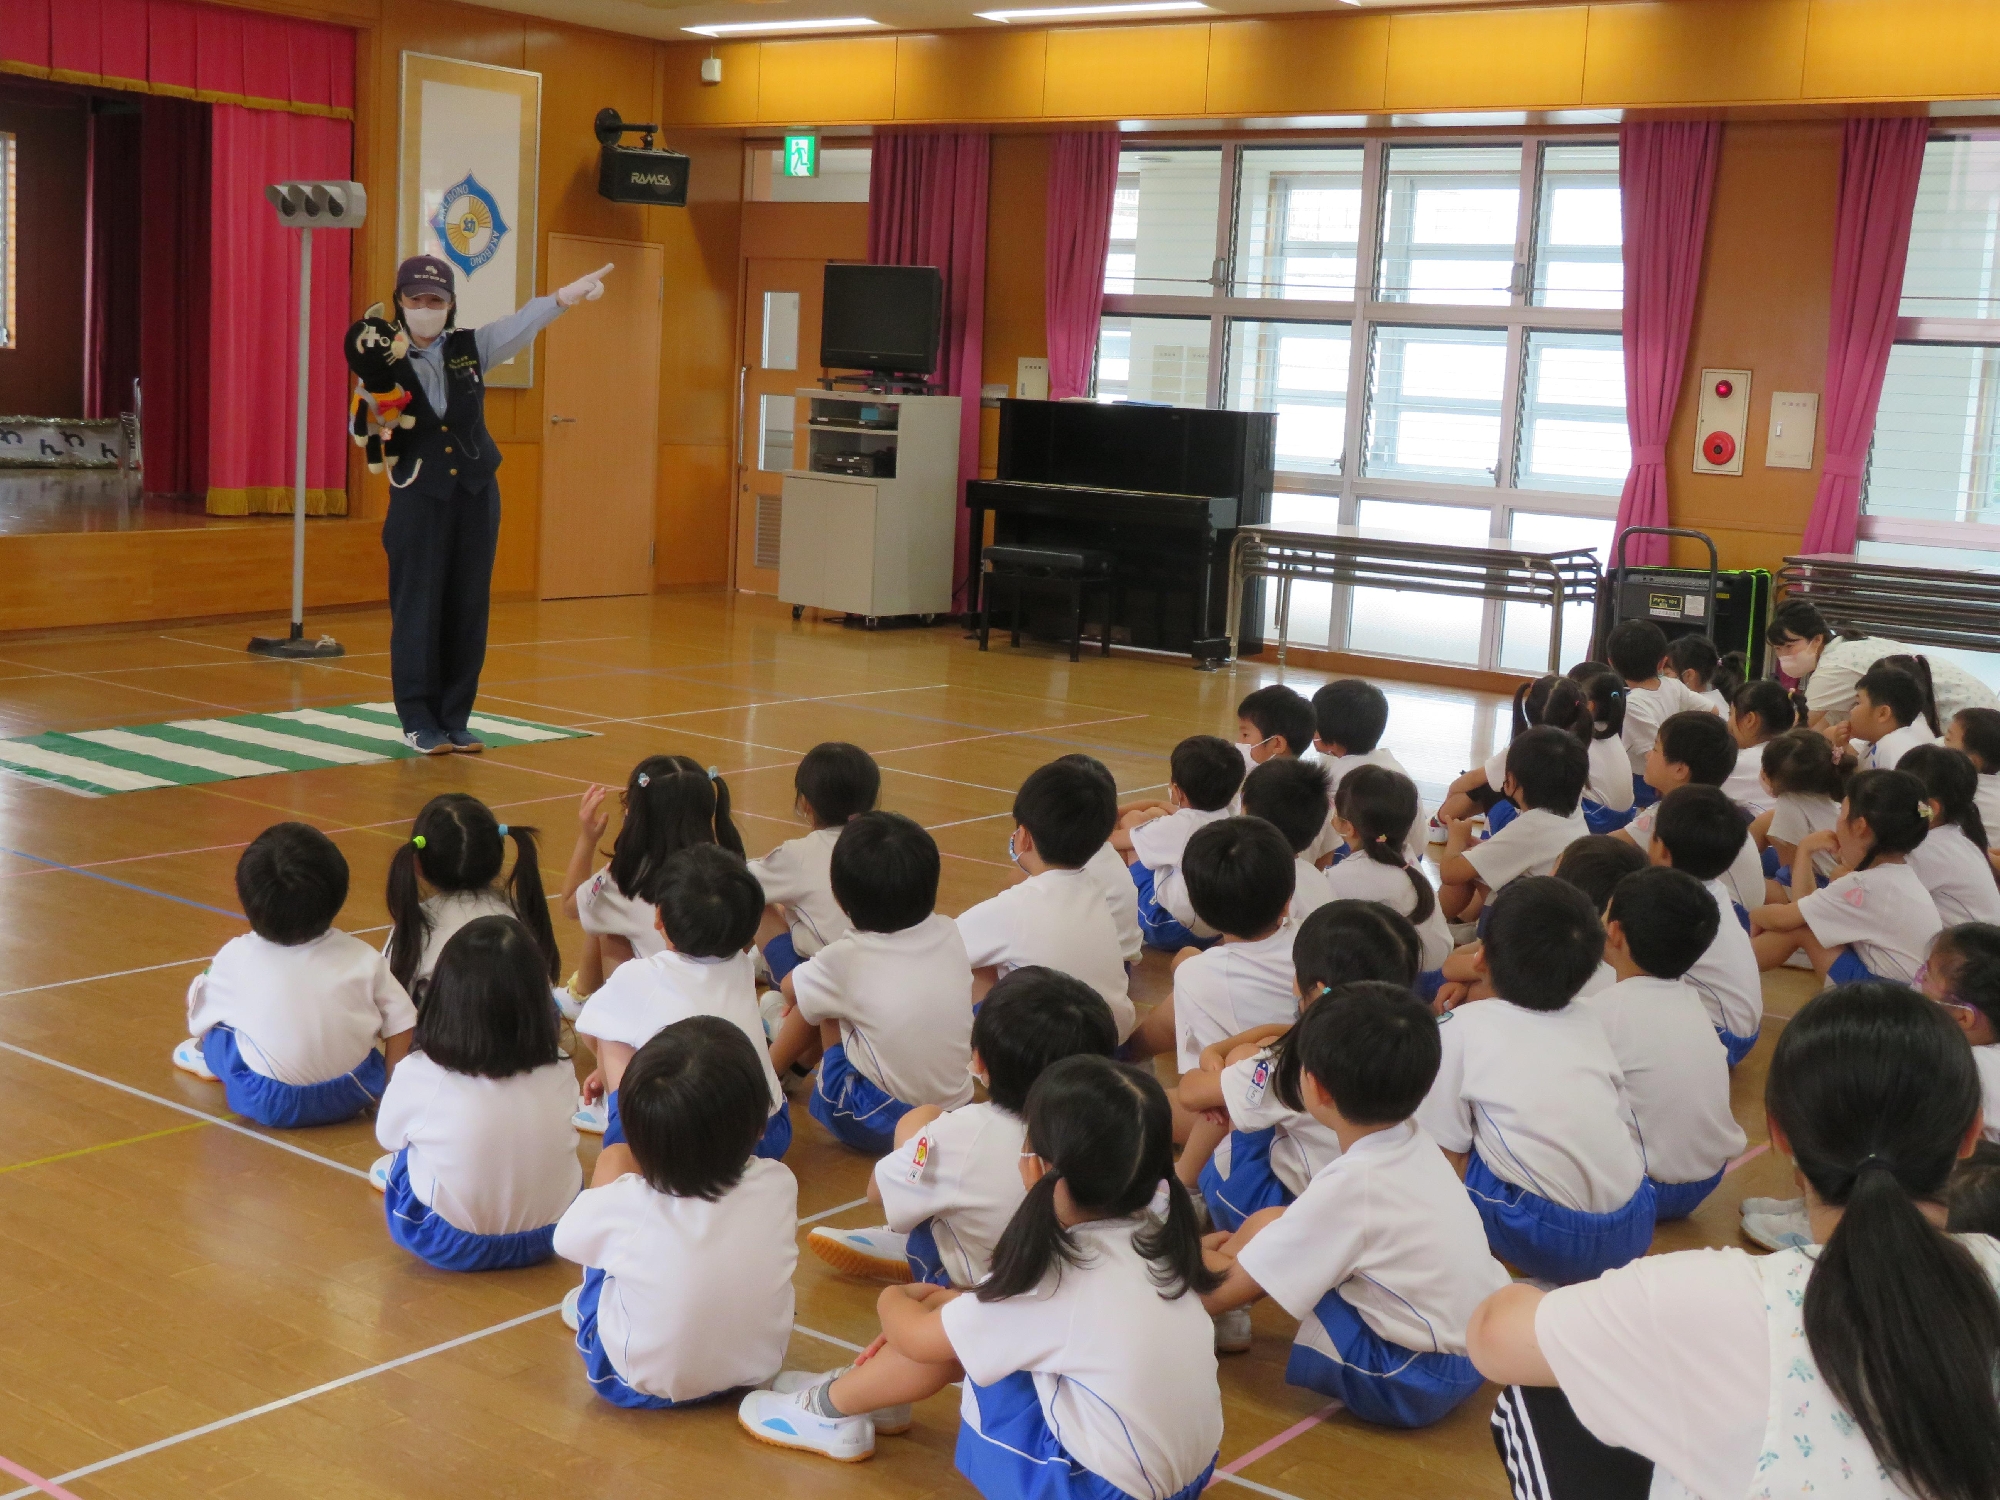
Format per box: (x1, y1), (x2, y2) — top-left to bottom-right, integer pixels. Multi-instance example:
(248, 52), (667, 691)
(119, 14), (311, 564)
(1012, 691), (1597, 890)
(389, 326), (501, 500)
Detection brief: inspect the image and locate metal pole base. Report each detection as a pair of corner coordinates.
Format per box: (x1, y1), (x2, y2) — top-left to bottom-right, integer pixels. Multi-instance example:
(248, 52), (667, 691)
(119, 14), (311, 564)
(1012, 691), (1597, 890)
(248, 624), (344, 659)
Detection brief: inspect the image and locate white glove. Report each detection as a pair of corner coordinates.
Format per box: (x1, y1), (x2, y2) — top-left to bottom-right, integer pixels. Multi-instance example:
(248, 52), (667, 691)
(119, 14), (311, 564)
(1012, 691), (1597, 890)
(556, 262), (614, 307)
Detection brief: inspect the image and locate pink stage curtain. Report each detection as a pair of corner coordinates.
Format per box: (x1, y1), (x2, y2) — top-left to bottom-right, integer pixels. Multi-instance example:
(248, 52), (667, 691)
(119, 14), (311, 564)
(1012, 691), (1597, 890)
(139, 95), (210, 500)
(868, 131), (990, 611)
(1044, 132), (1121, 401)
(206, 102), (351, 516)
(1799, 117), (1932, 556)
(1612, 120), (1722, 568)
(84, 104), (143, 420)
(0, 0), (353, 120)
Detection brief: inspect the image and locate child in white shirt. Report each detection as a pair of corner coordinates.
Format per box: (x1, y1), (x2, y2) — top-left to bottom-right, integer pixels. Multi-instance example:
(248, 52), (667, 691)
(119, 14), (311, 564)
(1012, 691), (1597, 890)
(1752, 767), (1942, 985)
(1924, 923), (2000, 1143)
(383, 792), (559, 1003)
(1754, 728), (1846, 897)
(1233, 683), (1318, 795)
(1056, 754), (1143, 963)
(1239, 757), (1334, 927)
(1437, 726), (1591, 921)
(806, 966), (1120, 1287)
(1723, 677), (1794, 817)
(1837, 663), (1938, 770)
(574, 845), (790, 1158)
(1415, 875), (1653, 1285)
(739, 1054), (1224, 1497)
(1664, 634), (1740, 717)
(562, 755), (744, 1000)
(1443, 673), (1634, 839)
(1113, 734), (1242, 951)
(749, 741), (879, 984)
(373, 915), (581, 1270)
(767, 812), (973, 1155)
(1648, 785), (1765, 1065)
(960, 759), (1133, 1039)
(1324, 764), (1451, 972)
(175, 823), (416, 1128)
(557, 1015), (797, 1409)
(1616, 709), (1768, 914)
(1590, 867), (1747, 1220)
(1608, 618), (1712, 803)
(1902, 744), (2000, 925)
(1947, 707), (2000, 853)
(1306, 678), (1429, 865)
(1200, 981), (1510, 1427)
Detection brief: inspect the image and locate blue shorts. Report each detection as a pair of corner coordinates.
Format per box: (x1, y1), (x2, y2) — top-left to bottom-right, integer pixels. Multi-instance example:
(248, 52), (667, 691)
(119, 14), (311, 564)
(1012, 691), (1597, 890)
(1632, 775), (1658, 809)
(1828, 949), (1889, 986)
(1582, 799), (1637, 835)
(1762, 845), (1781, 879)
(382, 1149), (557, 1271)
(574, 1266), (729, 1410)
(1649, 1164), (1726, 1222)
(1484, 798), (1519, 837)
(1130, 861), (1215, 953)
(1717, 1024), (1759, 1068)
(955, 1370), (1216, 1500)
(201, 1025), (384, 1128)
(1733, 902), (1751, 934)
(1416, 969), (1446, 1005)
(905, 1219), (955, 1287)
(1464, 1150), (1656, 1285)
(1199, 1127), (1295, 1233)
(605, 1089), (792, 1160)
(808, 1042), (910, 1155)
(1286, 1286), (1486, 1429)
(763, 932), (802, 985)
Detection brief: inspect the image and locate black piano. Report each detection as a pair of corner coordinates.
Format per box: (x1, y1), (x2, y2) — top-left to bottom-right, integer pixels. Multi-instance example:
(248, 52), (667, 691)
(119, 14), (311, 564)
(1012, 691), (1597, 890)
(966, 401), (1275, 665)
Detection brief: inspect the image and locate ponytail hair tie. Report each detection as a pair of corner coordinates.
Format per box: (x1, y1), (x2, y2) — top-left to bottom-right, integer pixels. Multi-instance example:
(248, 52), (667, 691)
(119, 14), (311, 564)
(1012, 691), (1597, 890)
(707, 765), (720, 781)
(1857, 1153), (1895, 1176)
(1147, 1177), (1172, 1217)
(411, 835), (426, 850)
(636, 771), (650, 788)
(497, 824), (509, 837)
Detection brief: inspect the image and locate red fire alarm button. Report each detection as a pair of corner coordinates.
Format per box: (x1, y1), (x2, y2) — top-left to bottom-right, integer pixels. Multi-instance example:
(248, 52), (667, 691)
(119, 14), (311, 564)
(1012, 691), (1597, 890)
(1703, 430), (1737, 466)
(1714, 379), (1734, 399)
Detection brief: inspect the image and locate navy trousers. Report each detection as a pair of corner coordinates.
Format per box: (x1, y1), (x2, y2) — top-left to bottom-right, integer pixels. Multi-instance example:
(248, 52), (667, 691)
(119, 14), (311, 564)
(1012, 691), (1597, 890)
(383, 479), (501, 736)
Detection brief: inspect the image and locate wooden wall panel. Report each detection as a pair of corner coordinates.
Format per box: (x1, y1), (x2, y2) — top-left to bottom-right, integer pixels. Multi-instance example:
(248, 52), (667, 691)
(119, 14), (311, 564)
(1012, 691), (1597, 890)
(656, 443), (731, 586)
(660, 40), (760, 125)
(492, 441), (541, 598)
(1582, 0), (1811, 107)
(756, 37), (898, 124)
(1203, 16), (1390, 120)
(1382, 7), (1589, 112)
(1802, 0), (2000, 100)
(980, 134), (1048, 476)
(1041, 25), (1211, 119)
(894, 32), (1048, 122)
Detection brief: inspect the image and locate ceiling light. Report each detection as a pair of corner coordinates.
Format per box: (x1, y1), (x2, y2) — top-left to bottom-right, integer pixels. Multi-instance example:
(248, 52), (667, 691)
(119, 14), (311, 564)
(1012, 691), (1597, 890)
(682, 16), (882, 34)
(975, 1), (1211, 21)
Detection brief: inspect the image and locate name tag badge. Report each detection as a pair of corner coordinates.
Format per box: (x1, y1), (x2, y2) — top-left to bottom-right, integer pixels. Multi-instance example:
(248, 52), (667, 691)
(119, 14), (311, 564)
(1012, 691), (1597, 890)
(1242, 1056), (1271, 1108)
(903, 1132), (934, 1184)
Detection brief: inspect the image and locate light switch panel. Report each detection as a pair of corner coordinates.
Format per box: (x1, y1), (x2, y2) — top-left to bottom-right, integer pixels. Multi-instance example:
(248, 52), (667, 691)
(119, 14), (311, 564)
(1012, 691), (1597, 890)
(1766, 391), (1819, 470)
(1017, 357), (1050, 402)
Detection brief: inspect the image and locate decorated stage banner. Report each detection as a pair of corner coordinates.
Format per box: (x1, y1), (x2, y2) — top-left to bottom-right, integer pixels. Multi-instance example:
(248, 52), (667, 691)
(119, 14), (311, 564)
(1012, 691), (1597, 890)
(398, 54), (542, 389)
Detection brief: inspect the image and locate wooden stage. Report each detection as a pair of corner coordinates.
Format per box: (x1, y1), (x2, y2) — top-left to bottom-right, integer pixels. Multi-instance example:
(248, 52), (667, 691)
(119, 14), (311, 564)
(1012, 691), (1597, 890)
(0, 590), (1815, 1499)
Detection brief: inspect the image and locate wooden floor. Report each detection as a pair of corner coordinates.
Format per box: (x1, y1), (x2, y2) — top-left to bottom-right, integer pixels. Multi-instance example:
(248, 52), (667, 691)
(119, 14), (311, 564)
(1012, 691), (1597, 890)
(0, 591), (1817, 1500)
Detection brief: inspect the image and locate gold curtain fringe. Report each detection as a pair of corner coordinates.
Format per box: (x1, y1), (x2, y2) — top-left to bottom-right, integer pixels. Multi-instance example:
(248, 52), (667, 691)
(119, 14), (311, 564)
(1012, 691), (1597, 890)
(205, 486), (350, 517)
(1, 60), (352, 120)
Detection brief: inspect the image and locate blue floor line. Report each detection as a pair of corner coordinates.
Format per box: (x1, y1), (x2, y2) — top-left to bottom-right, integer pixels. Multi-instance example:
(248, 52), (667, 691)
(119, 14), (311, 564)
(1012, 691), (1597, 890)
(0, 845), (243, 921)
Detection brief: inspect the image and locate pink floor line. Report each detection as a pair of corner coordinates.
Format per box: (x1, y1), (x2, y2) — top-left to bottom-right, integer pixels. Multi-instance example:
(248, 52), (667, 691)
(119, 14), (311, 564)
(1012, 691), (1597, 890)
(1727, 1142), (1771, 1174)
(1207, 1401), (1343, 1487)
(0, 1454), (87, 1500)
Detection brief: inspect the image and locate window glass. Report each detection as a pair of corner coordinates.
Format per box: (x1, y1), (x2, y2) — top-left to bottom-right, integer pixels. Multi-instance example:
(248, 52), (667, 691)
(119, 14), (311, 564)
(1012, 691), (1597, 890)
(1363, 325), (1507, 483)
(1378, 145), (1522, 306)
(1516, 330), (1629, 494)
(758, 393), (795, 471)
(1234, 147), (1365, 301)
(1094, 316), (1212, 406)
(1346, 499), (1492, 663)
(1901, 138), (2000, 320)
(1257, 492), (1343, 648)
(1498, 511), (1614, 672)
(1533, 143), (1621, 309)
(761, 291), (800, 371)
(1866, 342), (2000, 526)
(1104, 149), (1222, 297)
(1225, 321), (1350, 475)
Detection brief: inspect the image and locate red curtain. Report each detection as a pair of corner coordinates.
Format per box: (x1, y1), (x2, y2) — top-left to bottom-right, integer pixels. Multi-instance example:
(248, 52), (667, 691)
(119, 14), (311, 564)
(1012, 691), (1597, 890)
(84, 103), (142, 420)
(1044, 132), (1121, 402)
(206, 102), (351, 516)
(1612, 120), (1723, 568)
(139, 94), (209, 500)
(1799, 117), (1932, 556)
(868, 131), (990, 612)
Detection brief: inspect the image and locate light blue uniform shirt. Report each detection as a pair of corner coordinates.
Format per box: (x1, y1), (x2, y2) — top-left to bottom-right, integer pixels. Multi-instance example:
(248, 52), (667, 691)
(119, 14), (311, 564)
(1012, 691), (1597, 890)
(404, 295), (564, 414)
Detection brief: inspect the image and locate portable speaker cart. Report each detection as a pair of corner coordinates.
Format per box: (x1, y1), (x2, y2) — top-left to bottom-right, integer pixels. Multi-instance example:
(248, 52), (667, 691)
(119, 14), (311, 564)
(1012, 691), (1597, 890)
(1597, 527), (1772, 674)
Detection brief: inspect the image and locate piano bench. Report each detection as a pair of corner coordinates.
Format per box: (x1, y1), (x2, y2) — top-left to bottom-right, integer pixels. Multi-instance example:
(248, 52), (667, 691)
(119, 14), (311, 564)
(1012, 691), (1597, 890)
(979, 547), (1118, 664)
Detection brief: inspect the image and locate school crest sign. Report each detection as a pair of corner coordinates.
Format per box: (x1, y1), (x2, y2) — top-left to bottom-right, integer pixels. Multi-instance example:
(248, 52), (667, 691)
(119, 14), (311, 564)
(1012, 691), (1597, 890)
(429, 172), (509, 278)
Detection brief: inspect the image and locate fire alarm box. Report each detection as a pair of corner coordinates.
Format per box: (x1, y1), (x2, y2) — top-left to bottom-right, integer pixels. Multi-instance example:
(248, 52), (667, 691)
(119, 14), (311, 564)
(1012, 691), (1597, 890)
(1693, 369), (1751, 477)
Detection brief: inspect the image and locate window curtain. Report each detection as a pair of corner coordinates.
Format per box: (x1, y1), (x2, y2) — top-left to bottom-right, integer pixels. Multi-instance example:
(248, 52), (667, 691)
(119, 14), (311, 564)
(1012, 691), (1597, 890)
(139, 94), (209, 500)
(1799, 117), (1932, 556)
(868, 130), (990, 613)
(1612, 120), (1722, 568)
(1044, 132), (1121, 401)
(83, 103), (143, 420)
(206, 102), (351, 516)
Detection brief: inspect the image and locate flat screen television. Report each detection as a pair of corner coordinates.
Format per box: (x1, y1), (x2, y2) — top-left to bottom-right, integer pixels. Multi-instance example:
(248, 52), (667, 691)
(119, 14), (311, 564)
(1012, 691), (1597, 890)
(820, 264), (943, 376)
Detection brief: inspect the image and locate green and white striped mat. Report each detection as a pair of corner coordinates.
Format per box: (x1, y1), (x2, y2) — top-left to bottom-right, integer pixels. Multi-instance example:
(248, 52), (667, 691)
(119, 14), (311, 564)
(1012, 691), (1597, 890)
(0, 702), (590, 796)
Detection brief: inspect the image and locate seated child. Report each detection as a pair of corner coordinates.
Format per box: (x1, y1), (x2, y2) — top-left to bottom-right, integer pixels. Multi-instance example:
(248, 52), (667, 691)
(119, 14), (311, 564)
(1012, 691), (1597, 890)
(563, 756), (742, 999)
(1608, 618), (1714, 805)
(1616, 710), (1767, 913)
(750, 742), (879, 984)
(1415, 876), (1654, 1285)
(384, 792), (558, 1003)
(1307, 679), (1428, 864)
(175, 823), (415, 1128)
(1588, 867), (1747, 1220)
(1437, 726), (1590, 921)
(1901, 745), (2000, 925)
(1649, 786), (1765, 1065)
(738, 1054), (1224, 1500)
(959, 759), (1132, 1037)
(373, 916), (581, 1271)
(1923, 923), (2000, 1142)
(1199, 981), (1511, 1428)
(1754, 728), (1847, 893)
(806, 966), (1120, 1287)
(1234, 684), (1318, 779)
(1324, 764), (1451, 971)
(1060, 753), (1143, 964)
(1114, 735), (1243, 950)
(556, 1016), (797, 1409)
(1723, 677), (1795, 817)
(1664, 634), (1743, 716)
(769, 812), (974, 1155)
(1553, 835), (1650, 999)
(1168, 818), (1299, 1090)
(1441, 673), (1632, 838)
(1948, 707), (2000, 853)
(1751, 768), (1941, 985)
(573, 845), (790, 1158)
(1835, 664), (1938, 770)
(1240, 757), (1334, 925)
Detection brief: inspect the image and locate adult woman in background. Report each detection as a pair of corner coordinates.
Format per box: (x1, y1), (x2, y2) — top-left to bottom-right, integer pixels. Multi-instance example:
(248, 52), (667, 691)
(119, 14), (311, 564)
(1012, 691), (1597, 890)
(1764, 597), (1997, 731)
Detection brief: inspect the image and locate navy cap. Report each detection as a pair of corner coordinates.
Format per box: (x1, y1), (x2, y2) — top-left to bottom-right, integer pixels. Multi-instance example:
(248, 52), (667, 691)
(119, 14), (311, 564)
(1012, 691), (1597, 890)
(396, 255), (455, 300)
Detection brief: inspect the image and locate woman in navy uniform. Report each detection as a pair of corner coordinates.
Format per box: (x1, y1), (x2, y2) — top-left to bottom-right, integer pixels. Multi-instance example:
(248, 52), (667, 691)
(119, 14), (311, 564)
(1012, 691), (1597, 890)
(382, 253), (613, 753)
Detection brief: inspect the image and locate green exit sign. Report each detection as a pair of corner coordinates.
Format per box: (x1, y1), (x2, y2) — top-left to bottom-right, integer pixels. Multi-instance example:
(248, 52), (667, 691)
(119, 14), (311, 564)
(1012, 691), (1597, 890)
(782, 133), (819, 178)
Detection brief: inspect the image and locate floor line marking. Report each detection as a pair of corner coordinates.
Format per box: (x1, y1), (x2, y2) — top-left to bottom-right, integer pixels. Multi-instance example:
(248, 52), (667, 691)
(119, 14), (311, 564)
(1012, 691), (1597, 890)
(0, 1454), (88, 1500)
(1214, 1472), (1310, 1500)
(0, 1041), (369, 1180)
(572, 681), (956, 727)
(1208, 1401), (1341, 1488)
(799, 1195), (870, 1226)
(0, 1304), (563, 1500)
(0, 955), (209, 1000)
(0, 845), (241, 919)
(794, 1324), (867, 1355)
(0, 1120), (214, 1175)
(1726, 1142), (1770, 1174)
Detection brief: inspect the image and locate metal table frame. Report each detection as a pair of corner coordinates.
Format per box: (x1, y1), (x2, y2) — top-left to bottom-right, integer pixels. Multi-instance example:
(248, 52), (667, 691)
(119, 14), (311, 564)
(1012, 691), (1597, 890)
(1779, 553), (2000, 656)
(1226, 525), (1602, 671)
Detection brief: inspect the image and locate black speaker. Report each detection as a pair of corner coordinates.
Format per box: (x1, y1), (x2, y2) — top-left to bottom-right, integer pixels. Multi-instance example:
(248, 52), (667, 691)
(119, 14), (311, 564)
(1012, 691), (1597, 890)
(598, 144), (689, 206)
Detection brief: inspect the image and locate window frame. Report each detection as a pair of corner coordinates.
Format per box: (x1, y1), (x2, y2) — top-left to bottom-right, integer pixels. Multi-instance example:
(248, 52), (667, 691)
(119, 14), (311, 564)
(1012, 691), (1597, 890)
(1098, 134), (1624, 669)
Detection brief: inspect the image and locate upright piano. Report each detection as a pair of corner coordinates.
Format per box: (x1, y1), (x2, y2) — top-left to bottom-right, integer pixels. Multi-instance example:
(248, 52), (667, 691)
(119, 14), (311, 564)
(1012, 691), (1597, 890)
(966, 401), (1276, 664)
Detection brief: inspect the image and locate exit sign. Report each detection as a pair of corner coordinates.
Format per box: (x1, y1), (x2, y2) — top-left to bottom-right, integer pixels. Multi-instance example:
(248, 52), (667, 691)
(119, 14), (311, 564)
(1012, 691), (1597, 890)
(782, 133), (818, 178)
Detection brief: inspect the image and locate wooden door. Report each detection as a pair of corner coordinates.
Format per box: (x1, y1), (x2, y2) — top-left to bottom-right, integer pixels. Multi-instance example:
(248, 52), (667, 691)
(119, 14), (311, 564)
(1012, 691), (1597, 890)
(539, 235), (664, 600)
(734, 257), (827, 594)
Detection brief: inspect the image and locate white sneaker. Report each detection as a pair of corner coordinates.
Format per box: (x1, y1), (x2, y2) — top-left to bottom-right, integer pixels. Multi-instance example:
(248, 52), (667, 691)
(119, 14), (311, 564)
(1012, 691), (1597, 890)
(368, 1153), (393, 1193)
(1740, 1195), (1805, 1218)
(1741, 1210), (1813, 1251)
(807, 1226), (914, 1282)
(738, 1386), (875, 1462)
(171, 1037), (218, 1081)
(561, 1284), (583, 1332)
(759, 988), (790, 1043)
(772, 1370), (911, 1434)
(553, 978), (584, 1022)
(573, 1099), (607, 1136)
(1213, 1306), (1253, 1354)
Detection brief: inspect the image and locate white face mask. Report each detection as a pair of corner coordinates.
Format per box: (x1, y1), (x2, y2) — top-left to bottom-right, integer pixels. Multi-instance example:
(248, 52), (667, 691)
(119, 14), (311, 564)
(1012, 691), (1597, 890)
(402, 304), (448, 339)
(1776, 645), (1819, 679)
